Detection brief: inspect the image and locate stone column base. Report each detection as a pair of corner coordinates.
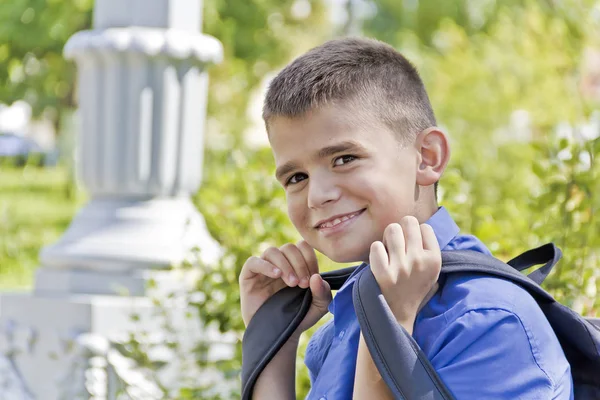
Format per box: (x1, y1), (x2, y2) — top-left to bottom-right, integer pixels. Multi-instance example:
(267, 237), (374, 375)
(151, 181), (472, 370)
(0, 289), (234, 399)
(39, 197), (220, 273)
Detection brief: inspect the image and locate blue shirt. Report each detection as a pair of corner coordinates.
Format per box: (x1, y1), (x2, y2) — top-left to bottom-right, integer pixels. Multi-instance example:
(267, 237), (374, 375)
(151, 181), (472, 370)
(305, 207), (573, 399)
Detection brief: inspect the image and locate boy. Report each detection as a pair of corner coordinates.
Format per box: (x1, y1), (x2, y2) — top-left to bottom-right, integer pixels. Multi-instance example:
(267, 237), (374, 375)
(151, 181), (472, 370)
(239, 37), (573, 399)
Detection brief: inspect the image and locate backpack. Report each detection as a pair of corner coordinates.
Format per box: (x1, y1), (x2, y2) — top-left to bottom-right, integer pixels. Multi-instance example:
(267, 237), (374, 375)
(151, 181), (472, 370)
(241, 244), (600, 399)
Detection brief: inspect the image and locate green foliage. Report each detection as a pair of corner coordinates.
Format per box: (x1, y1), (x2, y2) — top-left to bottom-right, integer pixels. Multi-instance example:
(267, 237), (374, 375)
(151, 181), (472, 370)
(195, 148), (298, 331)
(527, 135), (599, 311)
(0, 0), (93, 125)
(363, 0), (595, 48)
(0, 165), (82, 288)
(203, 0), (331, 144)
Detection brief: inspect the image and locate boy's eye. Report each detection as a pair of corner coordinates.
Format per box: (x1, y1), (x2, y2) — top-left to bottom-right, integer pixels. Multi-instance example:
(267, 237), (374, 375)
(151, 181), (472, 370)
(287, 173), (307, 186)
(333, 155), (356, 166)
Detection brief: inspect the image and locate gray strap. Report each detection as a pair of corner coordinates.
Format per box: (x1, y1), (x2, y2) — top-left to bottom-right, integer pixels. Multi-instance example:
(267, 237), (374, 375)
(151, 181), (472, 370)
(348, 250), (559, 400)
(353, 267), (456, 400)
(240, 267), (356, 400)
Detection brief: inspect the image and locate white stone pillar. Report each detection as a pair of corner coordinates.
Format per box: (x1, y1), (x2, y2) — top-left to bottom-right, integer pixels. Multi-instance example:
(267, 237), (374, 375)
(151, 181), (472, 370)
(0, 1), (224, 398)
(37, 0), (222, 287)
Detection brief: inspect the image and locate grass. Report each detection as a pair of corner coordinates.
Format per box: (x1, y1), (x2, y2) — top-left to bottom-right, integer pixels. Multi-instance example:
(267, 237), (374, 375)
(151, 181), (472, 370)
(0, 164), (82, 289)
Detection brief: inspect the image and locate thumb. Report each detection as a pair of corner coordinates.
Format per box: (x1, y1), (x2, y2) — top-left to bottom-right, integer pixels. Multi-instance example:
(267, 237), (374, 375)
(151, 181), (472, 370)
(296, 274), (333, 335)
(309, 274), (332, 310)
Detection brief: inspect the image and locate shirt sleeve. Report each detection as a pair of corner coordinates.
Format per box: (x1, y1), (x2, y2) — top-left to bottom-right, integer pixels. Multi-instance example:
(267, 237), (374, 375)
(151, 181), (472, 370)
(429, 308), (555, 399)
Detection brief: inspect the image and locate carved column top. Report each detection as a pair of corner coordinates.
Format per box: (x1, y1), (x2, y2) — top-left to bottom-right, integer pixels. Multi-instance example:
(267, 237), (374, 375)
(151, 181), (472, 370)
(64, 27), (223, 65)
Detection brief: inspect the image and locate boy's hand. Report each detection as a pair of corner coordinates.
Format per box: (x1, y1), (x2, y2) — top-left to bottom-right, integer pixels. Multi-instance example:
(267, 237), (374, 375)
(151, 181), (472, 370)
(240, 240), (332, 338)
(369, 216), (441, 331)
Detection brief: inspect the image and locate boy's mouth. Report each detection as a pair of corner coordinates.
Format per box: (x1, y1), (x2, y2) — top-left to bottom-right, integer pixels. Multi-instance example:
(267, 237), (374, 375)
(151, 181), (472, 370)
(314, 209), (366, 230)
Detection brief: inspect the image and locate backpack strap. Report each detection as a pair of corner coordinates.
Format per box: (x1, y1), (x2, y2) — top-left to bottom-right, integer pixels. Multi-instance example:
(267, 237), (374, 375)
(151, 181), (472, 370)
(507, 243), (562, 285)
(240, 266), (356, 400)
(439, 250), (554, 302)
(353, 267), (456, 400)
(351, 249), (558, 400)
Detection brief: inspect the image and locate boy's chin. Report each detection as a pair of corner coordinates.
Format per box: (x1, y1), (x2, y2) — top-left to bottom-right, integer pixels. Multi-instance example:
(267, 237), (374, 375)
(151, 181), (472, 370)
(324, 248), (369, 264)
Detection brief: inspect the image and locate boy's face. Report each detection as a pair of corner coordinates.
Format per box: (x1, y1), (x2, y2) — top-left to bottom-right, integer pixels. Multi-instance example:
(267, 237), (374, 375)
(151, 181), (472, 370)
(269, 105), (421, 263)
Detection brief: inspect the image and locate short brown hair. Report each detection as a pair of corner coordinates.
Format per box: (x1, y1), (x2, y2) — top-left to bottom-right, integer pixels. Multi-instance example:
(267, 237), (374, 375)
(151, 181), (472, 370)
(263, 37), (436, 142)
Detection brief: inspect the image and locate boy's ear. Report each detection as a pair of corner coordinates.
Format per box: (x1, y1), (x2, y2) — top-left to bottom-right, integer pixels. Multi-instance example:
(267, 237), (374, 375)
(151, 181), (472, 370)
(414, 127), (450, 187)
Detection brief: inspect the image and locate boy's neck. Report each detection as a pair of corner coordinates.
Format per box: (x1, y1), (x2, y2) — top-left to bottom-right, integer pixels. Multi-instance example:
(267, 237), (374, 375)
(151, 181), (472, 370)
(413, 194), (439, 224)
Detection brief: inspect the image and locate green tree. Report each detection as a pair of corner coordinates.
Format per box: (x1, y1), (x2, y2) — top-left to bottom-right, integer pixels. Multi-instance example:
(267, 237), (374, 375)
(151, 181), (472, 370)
(203, 0), (330, 143)
(363, 0), (594, 48)
(0, 0), (93, 131)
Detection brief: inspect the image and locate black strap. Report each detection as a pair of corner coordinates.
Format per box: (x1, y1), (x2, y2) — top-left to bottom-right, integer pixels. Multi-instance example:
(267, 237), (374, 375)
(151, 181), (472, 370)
(507, 243), (562, 285)
(240, 267), (356, 400)
(322, 266), (359, 291)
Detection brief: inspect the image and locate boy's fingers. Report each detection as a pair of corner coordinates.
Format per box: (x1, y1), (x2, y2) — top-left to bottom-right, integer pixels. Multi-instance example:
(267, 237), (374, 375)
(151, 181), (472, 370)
(421, 224), (442, 280)
(369, 241), (389, 283)
(383, 223), (405, 268)
(280, 243), (311, 288)
(400, 216), (423, 254)
(240, 256), (283, 282)
(297, 240), (319, 276)
(262, 247), (298, 287)
(420, 224), (439, 253)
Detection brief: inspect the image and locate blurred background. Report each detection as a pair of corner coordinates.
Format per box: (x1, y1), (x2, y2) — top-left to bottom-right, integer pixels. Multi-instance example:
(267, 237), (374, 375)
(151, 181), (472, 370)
(1, 0), (599, 398)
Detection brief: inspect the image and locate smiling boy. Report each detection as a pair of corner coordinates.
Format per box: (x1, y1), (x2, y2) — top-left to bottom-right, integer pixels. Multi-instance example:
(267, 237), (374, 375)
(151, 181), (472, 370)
(239, 37), (573, 399)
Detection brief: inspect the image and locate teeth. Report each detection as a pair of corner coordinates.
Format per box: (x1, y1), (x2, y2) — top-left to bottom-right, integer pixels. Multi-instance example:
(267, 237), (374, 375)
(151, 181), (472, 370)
(320, 212), (359, 228)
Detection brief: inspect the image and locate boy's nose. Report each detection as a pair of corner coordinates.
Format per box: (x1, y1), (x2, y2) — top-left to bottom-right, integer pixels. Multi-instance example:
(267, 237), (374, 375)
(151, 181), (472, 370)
(307, 176), (341, 209)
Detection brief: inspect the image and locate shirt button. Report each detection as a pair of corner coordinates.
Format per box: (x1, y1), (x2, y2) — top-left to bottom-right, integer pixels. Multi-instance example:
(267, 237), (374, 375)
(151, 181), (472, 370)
(338, 330), (345, 340)
(319, 397), (327, 400)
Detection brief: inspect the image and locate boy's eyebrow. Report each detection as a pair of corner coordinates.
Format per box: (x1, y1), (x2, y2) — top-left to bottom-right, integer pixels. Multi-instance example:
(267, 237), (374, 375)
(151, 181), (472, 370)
(275, 140), (365, 181)
(275, 162), (299, 182)
(316, 140), (365, 159)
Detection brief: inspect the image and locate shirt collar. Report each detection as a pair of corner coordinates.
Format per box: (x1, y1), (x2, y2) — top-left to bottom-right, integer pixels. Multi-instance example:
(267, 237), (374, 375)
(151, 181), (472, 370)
(425, 206), (460, 250)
